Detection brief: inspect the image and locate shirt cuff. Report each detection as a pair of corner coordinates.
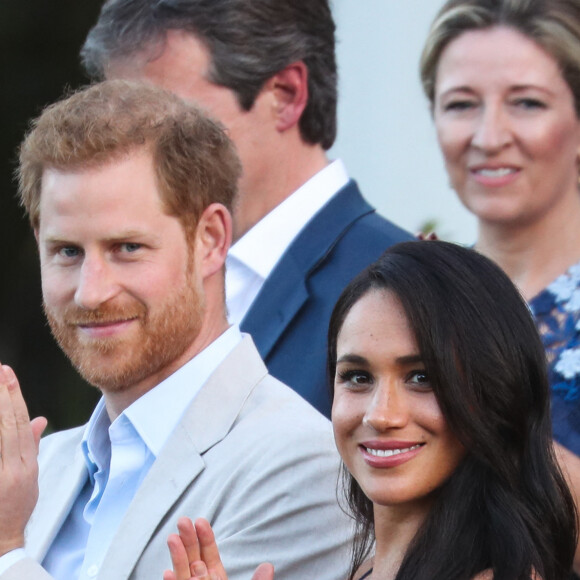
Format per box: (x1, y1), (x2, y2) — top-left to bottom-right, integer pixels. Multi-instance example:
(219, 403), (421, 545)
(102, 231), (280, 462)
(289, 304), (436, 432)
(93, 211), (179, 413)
(0, 548), (27, 575)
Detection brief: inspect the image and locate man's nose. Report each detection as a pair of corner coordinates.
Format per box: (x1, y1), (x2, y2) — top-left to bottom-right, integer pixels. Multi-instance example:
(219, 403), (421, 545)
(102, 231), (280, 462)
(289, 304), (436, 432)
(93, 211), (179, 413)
(74, 254), (119, 310)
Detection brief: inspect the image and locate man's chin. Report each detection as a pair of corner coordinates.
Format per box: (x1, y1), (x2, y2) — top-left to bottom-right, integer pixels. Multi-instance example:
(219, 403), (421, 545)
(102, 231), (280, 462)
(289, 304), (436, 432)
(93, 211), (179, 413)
(74, 363), (151, 393)
(66, 345), (145, 392)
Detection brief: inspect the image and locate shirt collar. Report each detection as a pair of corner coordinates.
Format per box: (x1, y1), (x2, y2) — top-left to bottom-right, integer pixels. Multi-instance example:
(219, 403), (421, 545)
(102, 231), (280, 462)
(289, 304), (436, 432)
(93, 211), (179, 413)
(81, 325), (242, 476)
(228, 159), (349, 280)
(81, 399), (110, 485)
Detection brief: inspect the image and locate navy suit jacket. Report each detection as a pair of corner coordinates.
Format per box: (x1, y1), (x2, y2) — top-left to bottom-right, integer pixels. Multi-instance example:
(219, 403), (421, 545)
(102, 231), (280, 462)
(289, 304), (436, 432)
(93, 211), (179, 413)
(240, 180), (413, 417)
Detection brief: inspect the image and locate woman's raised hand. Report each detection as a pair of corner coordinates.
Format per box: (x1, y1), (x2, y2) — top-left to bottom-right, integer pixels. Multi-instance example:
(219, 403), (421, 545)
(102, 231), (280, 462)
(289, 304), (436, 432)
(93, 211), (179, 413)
(163, 517), (274, 580)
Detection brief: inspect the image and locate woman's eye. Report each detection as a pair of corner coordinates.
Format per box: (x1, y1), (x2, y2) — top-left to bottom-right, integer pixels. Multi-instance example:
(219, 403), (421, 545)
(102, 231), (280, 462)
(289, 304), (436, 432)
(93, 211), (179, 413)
(336, 369), (372, 387)
(443, 100), (476, 112)
(408, 371), (430, 386)
(513, 98), (546, 110)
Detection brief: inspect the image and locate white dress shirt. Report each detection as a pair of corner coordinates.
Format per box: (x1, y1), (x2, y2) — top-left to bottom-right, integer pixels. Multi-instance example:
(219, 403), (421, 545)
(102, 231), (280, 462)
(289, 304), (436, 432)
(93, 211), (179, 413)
(226, 159), (349, 324)
(0, 326), (242, 580)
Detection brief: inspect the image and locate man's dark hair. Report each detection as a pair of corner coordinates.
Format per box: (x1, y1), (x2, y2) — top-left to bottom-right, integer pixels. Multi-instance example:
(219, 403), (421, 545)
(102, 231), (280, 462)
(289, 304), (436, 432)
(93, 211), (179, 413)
(82, 0), (337, 149)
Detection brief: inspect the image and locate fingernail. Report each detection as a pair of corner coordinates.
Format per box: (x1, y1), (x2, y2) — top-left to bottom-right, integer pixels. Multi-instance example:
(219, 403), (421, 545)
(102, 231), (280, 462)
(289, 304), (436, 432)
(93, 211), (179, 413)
(2, 366), (16, 389)
(193, 562), (207, 577)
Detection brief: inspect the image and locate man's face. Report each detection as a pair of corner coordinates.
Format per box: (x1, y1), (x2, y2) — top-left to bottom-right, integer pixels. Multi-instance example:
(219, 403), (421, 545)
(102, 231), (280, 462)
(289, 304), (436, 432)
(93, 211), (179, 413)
(37, 148), (205, 395)
(106, 30), (277, 239)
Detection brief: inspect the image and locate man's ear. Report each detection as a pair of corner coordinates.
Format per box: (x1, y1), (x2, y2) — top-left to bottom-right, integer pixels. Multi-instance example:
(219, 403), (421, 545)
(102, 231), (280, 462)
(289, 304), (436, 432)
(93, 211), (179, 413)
(266, 61), (309, 133)
(194, 203), (232, 279)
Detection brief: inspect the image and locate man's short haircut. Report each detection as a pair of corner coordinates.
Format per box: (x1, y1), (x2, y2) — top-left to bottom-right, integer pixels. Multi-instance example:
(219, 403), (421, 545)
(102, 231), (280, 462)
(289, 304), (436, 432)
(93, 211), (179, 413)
(81, 0), (338, 149)
(17, 79), (241, 237)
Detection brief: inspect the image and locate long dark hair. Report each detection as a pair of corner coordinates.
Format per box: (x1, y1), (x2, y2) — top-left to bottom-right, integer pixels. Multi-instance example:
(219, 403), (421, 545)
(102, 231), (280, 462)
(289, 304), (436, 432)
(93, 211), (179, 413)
(328, 241), (577, 580)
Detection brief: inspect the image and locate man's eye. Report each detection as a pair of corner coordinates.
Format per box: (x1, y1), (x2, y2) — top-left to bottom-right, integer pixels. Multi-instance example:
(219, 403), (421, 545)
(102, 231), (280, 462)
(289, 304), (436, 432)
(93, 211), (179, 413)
(58, 247), (80, 258)
(121, 243), (142, 253)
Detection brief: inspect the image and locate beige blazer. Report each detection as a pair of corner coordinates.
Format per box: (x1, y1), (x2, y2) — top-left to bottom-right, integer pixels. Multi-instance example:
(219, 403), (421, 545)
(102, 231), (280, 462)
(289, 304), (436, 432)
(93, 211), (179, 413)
(4, 336), (353, 580)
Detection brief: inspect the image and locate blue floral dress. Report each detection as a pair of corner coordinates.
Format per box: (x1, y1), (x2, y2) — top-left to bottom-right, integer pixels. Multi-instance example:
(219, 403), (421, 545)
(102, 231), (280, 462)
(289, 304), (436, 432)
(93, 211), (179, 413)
(529, 261), (580, 456)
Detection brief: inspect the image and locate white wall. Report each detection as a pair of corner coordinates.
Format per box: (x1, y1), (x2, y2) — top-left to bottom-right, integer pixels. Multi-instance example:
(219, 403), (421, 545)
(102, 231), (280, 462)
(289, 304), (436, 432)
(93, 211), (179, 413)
(330, 0), (478, 243)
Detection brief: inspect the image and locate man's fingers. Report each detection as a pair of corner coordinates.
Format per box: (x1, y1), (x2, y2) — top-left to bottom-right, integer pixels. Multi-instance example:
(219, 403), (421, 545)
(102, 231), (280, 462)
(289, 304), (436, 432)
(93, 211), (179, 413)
(0, 365), (20, 464)
(0, 365), (45, 470)
(0, 365), (40, 556)
(30, 417), (48, 451)
(3, 365), (38, 461)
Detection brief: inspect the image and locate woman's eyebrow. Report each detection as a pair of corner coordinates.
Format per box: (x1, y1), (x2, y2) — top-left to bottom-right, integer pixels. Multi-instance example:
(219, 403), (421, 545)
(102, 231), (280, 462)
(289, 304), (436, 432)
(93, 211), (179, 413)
(396, 354), (423, 365)
(335, 354), (368, 365)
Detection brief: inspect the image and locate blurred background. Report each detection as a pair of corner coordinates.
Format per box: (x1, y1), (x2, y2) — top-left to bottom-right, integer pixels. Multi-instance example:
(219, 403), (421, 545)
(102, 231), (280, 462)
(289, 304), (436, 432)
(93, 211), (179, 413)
(331, 0), (477, 242)
(1, 0), (104, 431)
(1, 0), (473, 430)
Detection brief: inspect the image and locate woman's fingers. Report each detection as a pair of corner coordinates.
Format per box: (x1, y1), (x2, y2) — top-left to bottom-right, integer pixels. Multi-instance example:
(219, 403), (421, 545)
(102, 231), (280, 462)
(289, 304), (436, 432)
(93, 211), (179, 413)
(252, 563), (275, 580)
(166, 517), (274, 580)
(190, 560), (212, 580)
(167, 533), (193, 580)
(194, 518), (225, 573)
(167, 521), (217, 580)
(177, 517), (202, 567)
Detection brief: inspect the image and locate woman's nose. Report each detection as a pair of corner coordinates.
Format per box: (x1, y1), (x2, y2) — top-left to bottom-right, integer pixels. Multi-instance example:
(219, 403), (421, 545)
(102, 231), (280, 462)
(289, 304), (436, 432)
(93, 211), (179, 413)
(471, 105), (512, 153)
(363, 382), (409, 432)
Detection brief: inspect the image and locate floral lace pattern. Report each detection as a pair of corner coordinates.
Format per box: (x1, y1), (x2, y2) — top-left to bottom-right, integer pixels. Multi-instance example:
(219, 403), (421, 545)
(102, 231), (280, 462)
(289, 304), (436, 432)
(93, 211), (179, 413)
(529, 262), (580, 455)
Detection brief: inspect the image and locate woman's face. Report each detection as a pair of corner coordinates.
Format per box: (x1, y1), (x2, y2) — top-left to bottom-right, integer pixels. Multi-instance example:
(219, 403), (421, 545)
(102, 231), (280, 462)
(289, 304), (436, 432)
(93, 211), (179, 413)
(433, 26), (580, 228)
(332, 289), (465, 510)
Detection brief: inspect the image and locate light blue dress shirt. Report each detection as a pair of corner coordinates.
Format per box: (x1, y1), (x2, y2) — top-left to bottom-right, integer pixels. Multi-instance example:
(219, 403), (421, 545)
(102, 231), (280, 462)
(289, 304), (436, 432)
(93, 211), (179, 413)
(6, 325), (242, 580)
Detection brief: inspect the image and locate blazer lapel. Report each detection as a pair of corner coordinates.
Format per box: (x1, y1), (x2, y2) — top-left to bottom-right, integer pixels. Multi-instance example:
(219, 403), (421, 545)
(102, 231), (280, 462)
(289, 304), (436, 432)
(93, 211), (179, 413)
(96, 426), (206, 580)
(241, 181), (374, 359)
(27, 433), (88, 562)
(97, 336), (268, 579)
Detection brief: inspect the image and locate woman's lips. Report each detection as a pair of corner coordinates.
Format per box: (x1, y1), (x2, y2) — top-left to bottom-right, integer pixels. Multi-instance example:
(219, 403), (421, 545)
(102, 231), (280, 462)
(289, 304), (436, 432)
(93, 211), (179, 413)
(359, 441), (425, 468)
(470, 165), (520, 187)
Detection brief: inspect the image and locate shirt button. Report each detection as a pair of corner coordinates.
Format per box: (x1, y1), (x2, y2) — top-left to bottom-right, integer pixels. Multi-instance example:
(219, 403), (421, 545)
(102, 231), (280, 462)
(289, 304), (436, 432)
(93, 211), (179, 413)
(87, 564), (99, 577)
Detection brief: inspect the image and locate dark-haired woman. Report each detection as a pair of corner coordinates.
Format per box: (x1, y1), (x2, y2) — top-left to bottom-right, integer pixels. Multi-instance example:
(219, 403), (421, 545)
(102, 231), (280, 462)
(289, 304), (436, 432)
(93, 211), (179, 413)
(419, 3), (580, 571)
(329, 241), (574, 580)
(165, 241), (576, 580)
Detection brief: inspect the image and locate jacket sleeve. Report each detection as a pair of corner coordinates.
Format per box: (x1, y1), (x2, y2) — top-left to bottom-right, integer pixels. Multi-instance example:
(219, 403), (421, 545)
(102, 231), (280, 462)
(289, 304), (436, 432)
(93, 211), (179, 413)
(1, 557), (54, 580)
